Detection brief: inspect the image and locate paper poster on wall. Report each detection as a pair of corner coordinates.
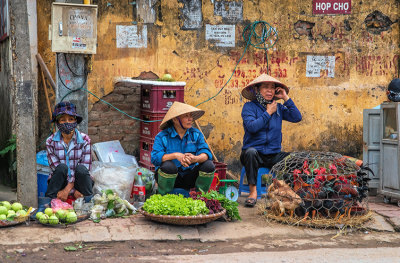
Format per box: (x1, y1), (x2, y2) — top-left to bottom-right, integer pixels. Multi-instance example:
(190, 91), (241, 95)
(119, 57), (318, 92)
(116, 25), (147, 48)
(214, 0), (243, 23)
(205, 24), (235, 47)
(306, 55), (335, 77)
(179, 0), (202, 30)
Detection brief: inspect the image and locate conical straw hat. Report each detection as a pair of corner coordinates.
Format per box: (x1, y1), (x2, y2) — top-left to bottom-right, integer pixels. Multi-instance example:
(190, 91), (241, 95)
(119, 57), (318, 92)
(241, 74), (289, 100)
(159, 102), (205, 130)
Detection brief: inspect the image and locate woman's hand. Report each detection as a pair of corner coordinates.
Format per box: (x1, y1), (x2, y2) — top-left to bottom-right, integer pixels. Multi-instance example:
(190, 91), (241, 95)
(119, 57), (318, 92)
(183, 153), (198, 165)
(73, 190), (84, 200)
(57, 189), (69, 202)
(266, 100), (277, 115)
(275, 87), (289, 101)
(175, 153), (190, 167)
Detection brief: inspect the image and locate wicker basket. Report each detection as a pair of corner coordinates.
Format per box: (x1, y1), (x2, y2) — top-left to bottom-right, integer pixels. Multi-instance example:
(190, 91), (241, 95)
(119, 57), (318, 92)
(139, 208), (226, 225)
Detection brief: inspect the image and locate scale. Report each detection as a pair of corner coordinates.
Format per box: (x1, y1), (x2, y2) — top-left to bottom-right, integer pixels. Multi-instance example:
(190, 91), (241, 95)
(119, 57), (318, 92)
(218, 179), (239, 201)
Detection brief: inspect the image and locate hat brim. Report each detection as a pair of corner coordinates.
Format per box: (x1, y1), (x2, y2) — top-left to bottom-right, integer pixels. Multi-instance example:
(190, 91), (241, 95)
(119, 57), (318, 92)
(241, 76), (289, 101)
(159, 102), (205, 130)
(51, 113), (83, 124)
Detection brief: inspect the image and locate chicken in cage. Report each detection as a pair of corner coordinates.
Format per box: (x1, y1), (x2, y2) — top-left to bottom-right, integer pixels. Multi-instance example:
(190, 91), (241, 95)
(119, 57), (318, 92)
(264, 151), (371, 226)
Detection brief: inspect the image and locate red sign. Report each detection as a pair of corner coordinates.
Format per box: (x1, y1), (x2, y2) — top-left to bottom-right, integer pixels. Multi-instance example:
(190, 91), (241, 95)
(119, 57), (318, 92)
(313, 0), (351, 15)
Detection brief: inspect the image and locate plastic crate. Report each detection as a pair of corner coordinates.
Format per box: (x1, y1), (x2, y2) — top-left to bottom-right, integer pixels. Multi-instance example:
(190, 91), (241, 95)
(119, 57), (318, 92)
(139, 161), (155, 172)
(141, 84), (185, 112)
(139, 136), (154, 166)
(213, 161), (227, 190)
(140, 111), (165, 139)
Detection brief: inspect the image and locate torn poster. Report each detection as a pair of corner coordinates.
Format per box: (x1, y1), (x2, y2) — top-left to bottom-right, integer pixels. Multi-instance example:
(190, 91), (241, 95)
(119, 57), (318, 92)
(116, 25), (147, 48)
(306, 55), (335, 77)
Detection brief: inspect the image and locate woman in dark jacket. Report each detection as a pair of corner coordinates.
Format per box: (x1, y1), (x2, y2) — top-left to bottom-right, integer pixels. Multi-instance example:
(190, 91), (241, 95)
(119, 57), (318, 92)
(241, 74), (302, 207)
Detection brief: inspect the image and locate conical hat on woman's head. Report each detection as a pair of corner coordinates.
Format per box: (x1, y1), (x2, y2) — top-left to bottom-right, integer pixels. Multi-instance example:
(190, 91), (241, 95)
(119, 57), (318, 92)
(241, 74), (289, 101)
(159, 102), (205, 130)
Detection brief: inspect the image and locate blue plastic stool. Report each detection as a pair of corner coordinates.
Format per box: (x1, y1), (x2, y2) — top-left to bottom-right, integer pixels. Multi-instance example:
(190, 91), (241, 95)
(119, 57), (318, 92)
(170, 188), (190, 197)
(238, 167), (270, 199)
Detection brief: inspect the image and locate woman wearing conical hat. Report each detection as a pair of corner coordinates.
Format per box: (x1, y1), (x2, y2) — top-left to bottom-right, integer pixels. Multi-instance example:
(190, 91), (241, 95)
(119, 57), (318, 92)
(241, 74), (302, 207)
(151, 102), (215, 195)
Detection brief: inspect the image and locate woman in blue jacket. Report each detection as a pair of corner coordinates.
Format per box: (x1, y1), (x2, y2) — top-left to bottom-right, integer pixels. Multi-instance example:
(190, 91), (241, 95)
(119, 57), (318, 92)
(241, 74), (302, 207)
(151, 102), (215, 195)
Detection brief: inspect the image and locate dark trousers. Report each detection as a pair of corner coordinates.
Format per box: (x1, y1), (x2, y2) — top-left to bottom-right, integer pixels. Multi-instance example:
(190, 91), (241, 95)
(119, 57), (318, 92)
(45, 163), (93, 199)
(156, 160), (215, 190)
(240, 148), (289, 185)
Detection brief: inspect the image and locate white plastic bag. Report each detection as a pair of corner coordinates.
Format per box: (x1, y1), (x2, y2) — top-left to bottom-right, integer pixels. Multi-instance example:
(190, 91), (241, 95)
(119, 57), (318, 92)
(91, 161), (137, 200)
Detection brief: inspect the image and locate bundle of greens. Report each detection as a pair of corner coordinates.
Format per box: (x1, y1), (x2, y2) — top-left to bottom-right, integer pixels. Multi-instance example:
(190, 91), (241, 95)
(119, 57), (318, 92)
(142, 194), (209, 216)
(90, 190), (136, 222)
(193, 190), (241, 221)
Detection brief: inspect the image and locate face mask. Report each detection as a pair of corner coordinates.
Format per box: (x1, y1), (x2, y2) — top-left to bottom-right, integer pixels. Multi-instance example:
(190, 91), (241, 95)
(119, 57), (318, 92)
(57, 122), (77, 134)
(255, 91), (273, 108)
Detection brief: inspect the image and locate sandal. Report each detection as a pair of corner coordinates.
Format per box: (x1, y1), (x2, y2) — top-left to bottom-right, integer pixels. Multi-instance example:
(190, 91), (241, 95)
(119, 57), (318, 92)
(245, 197), (257, 207)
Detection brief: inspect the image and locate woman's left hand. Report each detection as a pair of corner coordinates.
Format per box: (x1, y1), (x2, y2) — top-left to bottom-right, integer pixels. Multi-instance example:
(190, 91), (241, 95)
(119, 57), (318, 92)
(275, 87), (289, 101)
(183, 153), (197, 165)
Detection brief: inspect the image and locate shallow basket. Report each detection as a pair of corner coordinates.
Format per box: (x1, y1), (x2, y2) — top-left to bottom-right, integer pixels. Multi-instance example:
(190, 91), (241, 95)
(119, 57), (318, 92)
(139, 208), (226, 225)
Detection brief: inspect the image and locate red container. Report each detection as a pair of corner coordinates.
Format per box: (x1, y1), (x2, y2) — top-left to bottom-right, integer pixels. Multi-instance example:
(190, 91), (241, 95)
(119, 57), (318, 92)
(139, 136), (154, 165)
(213, 161), (227, 190)
(140, 111), (165, 139)
(139, 161), (155, 172)
(141, 84), (185, 112)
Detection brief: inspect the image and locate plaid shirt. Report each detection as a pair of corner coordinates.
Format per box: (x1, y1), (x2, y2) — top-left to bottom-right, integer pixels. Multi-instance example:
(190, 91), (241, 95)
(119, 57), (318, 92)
(46, 129), (92, 183)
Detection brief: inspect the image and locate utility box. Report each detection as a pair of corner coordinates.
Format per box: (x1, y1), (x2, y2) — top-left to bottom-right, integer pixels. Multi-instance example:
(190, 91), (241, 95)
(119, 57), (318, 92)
(51, 2), (97, 54)
(363, 108), (381, 191)
(380, 102), (400, 202)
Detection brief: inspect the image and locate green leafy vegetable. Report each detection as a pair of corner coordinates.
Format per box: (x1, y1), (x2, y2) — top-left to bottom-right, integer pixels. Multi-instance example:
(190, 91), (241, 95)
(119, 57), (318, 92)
(200, 191), (241, 220)
(142, 194), (208, 216)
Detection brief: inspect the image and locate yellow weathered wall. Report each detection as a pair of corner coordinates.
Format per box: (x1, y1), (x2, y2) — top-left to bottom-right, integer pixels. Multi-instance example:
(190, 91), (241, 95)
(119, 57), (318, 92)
(37, 0), (399, 174)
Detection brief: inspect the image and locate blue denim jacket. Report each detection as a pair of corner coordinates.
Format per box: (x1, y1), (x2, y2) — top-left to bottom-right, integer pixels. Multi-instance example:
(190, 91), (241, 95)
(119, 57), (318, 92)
(151, 126), (212, 171)
(241, 98), (302, 155)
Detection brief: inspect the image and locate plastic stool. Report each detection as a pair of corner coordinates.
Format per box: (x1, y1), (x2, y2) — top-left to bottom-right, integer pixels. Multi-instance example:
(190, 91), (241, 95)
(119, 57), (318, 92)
(170, 188), (190, 197)
(238, 167), (270, 199)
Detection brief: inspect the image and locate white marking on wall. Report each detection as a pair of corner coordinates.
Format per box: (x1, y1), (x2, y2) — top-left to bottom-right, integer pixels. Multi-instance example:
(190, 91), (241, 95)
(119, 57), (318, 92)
(306, 55), (335, 78)
(205, 24), (235, 47)
(116, 25), (147, 48)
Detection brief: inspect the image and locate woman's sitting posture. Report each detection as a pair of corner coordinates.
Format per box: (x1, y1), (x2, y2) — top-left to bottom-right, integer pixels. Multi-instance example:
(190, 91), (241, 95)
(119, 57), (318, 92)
(45, 101), (93, 202)
(151, 102), (215, 195)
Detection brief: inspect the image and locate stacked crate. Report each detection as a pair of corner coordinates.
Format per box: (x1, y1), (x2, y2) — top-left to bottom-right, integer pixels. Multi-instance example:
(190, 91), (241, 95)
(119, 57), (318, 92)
(139, 81), (185, 171)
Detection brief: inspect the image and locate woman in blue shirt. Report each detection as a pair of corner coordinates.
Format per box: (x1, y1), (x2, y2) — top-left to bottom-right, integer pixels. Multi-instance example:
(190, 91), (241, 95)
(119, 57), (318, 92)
(151, 102), (215, 195)
(241, 74), (302, 207)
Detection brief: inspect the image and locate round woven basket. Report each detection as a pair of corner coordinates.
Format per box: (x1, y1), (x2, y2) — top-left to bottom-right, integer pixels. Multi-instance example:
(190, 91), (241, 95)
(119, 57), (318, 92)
(139, 208), (226, 225)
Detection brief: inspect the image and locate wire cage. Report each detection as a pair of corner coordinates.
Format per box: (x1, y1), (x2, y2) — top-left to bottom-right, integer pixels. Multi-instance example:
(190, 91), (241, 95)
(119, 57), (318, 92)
(262, 151), (372, 229)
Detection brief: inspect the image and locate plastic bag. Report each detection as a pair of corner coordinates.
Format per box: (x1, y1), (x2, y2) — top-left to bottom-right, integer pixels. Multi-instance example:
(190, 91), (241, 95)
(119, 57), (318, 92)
(137, 167), (156, 197)
(91, 161), (137, 200)
(51, 199), (74, 212)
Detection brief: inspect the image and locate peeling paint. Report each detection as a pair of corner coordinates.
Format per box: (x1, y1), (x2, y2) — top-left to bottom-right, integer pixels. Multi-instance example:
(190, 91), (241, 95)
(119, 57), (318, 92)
(364, 10), (397, 35)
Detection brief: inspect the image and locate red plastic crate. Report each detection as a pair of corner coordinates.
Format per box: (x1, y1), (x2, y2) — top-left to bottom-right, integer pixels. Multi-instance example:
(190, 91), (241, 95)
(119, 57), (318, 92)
(141, 84), (185, 112)
(139, 161), (155, 172)
(139, 136), (154, 166)
(140, 111), (165, 139)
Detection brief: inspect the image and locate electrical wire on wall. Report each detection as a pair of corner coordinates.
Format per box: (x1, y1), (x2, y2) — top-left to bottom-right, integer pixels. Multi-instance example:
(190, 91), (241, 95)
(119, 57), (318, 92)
(56, 21), (278, 123)
(195, 20), (278, 107)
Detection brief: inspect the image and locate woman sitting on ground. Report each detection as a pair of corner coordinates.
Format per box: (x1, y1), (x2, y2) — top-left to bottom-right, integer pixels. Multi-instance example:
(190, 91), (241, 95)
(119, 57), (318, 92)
(45, 101), (93, 203)
(151, 102), (215, 195)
